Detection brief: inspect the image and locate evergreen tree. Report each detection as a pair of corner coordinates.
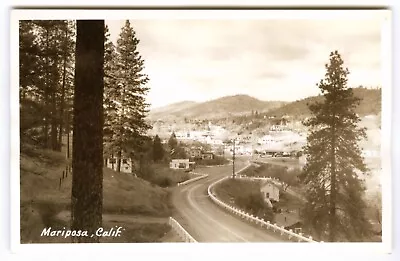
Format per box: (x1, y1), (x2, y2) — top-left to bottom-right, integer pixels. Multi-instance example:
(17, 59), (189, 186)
(57, 21), (75, 151)
(19, 20), (43, 142)
(19, 20), (39, 101)
(152, 135), (164, 162)
(167, 132), (187, 159)
(174, 144), (187, 159)
(103, 25), (119, 161)
(168, 132), (178, 151)
(300, 51), (373, 242)
(113, 20), (152, 172)
(19, 20), (75, 150)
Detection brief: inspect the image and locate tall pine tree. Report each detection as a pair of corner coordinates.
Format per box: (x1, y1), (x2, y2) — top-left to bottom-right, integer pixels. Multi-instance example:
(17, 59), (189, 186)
(103, 25), (119, 163)
(19, 20), (75, 150)
(19, 20), (43, 142)
(113, 20), (151, 172)
(300, 51), (373, 242)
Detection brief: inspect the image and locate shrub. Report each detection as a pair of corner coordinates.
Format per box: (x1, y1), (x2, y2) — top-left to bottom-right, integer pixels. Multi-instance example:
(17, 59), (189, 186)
(216, 179), (274, 222)
(196, 156), (229, 166)
(236, 192), (274, 222)
(156, 177), (173, 188)
(137, 163), (190, 188)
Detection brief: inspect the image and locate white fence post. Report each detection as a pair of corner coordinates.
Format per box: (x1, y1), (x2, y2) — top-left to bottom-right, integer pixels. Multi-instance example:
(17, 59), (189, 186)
(169, 217), (197, 243)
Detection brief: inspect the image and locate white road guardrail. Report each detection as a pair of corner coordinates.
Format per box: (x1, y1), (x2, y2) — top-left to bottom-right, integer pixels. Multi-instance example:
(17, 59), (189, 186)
(207, 163), (318, 243)
(177, 172), (209, 186)
(168, 217), (197, 243)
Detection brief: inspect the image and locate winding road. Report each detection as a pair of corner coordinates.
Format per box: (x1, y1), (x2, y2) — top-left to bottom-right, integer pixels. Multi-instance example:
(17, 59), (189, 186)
(171, 157), (287, 242)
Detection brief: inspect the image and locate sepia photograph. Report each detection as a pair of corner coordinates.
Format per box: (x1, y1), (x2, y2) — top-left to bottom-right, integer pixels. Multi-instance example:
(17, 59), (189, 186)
(11, 8), (391, 249)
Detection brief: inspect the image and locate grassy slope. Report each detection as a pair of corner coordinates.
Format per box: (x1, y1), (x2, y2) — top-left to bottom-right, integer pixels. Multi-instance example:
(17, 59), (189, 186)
(20, 144), (177, 243)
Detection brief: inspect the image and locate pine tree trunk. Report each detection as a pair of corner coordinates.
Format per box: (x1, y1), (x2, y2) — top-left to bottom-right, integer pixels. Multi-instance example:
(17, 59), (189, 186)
(130, 156), (135, 174)
(71, 20), (104, 243)
(66, 111), (70, 158)
(57, 123), (63, 151)
(43, 27), (50, 149)
(117, 150), (122, 173)
(329, 123), (337, 242)
(140, 154), (143, 174)
(58, 32), (68, 151)
(111, 151), (114, 170)
(51, 28), (60, 151)
(51, 87), (58, 150)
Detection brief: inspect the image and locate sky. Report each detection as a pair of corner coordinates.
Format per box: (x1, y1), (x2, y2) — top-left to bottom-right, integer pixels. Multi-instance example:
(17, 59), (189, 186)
(106, 13), (385, 109)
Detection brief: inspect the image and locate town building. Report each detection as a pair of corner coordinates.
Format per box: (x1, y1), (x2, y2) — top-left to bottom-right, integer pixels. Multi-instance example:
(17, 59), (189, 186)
(169, 159), (195, 170)
(260, 181), (280, 202)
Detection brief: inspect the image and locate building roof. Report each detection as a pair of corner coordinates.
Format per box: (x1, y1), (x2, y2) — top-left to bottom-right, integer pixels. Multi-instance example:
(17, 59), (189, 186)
(171, 159), (190, 162)
(261, 180), (280, 189)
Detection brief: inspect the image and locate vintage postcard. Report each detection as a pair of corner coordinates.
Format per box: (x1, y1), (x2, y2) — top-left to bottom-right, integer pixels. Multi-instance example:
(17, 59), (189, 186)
(10, 8), (392, 256)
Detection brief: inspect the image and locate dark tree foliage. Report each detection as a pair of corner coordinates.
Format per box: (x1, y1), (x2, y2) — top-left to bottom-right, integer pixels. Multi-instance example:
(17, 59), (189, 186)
(19, 20), (75, 150)
(103, 25), (119, 159)
(168, 132), (178, 150)
(71, 20), (104, 243)
(152, 135), (164, 162)
(167, 132), (187, 159)
(300, 51), (373, 242)
(103, 20), (151, 172)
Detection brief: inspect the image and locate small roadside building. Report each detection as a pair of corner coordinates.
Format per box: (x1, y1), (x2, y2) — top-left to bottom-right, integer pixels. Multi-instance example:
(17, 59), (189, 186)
(169, 159), (195, 170)
(260, 180), (280, 202)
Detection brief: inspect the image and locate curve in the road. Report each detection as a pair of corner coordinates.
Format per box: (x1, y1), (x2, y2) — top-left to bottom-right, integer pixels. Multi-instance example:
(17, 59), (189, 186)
(172, 161), (288, 242)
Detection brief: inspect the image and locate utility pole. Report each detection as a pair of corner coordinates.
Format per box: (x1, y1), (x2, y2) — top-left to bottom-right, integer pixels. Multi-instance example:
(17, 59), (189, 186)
(232, 139), (235, 179)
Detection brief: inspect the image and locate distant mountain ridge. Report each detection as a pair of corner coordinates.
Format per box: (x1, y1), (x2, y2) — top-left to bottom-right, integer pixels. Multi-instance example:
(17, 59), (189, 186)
(148, 88), (381, 121)
(150, 101), (198, 115)
(148, 94), (287, 120)
(265, 87), (381, 118)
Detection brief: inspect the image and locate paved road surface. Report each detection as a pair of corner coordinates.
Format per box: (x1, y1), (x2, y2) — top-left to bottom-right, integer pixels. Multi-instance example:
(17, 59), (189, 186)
(171, 158), (287, 242)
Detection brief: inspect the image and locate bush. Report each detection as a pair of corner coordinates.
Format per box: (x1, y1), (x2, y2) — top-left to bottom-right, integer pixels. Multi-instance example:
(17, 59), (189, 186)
(196, 156), (229, 166)
(243, 163), (301, 189)
(155, 177), (173, 188)
(137, 163), (190, 188)
(216, 179), (274, 222)
(236, 192), (274, 222)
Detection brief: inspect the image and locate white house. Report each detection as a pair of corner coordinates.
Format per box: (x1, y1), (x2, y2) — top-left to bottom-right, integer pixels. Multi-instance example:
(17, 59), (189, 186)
(260, 181), (280, 202)
(169, 159), (195, 170)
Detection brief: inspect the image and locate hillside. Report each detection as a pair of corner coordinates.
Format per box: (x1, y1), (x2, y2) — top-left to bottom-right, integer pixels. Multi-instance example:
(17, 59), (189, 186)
(20, 143), (176, 243)
(149, 94), (286, 120)
(149, 101), (198, 120)
(265, 87), (381, 118)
